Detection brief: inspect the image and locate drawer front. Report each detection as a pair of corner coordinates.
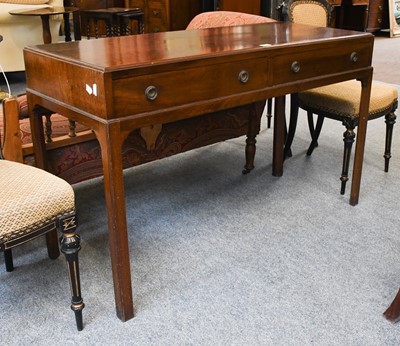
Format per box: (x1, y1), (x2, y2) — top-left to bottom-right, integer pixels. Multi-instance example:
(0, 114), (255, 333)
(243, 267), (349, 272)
(368, 0), (385, 11)
(352, 0), (369, 5)
(113, 58), (269, 117)
(367, 11), (384, 29)
(271, 43), (371, 85)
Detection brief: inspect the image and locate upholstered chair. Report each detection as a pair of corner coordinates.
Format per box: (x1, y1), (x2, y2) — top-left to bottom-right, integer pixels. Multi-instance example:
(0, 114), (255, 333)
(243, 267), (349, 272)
(186, 11), (276, 128)
(281, 0), (398, 195)
(0, 119), (85, 330)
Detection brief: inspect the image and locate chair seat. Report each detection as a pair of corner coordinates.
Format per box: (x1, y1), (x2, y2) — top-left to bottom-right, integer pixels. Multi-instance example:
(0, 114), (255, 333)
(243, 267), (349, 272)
(298, 80), (398, 119)
(0, 160), (74, 246)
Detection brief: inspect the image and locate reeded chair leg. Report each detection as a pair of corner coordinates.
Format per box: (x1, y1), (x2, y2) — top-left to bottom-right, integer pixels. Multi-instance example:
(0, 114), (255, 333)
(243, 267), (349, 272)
(4, 249), (14, 272)
(306, 114), (324, 156)
(266, 98), (273, 129)
(340, 126), (355, 195)
(58, 213), (85, 331)
(384, 111), (397, 172)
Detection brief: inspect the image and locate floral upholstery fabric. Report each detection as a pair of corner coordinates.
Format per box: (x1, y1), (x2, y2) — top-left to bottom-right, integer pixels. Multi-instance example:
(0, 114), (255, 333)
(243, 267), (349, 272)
(186, 11), (275, 30)
(0, 159), (75, 245)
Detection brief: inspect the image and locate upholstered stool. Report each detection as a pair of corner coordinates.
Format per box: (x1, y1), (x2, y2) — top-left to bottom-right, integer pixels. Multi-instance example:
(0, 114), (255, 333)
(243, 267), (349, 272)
(286, 80), (398, 194)
(0, 159), (84, 330)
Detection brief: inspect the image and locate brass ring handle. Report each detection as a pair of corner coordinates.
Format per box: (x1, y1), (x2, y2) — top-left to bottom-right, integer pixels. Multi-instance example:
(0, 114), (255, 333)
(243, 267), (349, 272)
(350, 52), (358, 63)
(145, 86), (158, 101)
(291, 61), (300, 73)
(238, 70), (249, 83)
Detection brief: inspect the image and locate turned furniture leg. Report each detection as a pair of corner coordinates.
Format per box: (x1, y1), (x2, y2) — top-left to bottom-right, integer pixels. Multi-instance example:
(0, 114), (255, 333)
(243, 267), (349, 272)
(384, 111), (396, 172)
(273, 96), (286, 177)
(340, 123), (356, 195)
(58, 213), (84, 331)
(243, 104), (261, 174)
(384, 288), (400, 323)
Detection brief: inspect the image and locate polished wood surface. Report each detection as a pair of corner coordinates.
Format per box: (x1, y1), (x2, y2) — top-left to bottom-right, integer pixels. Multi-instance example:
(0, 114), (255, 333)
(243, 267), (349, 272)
(9, 7), (81, 43)
(216, 0), (261, 14)
(126, 0), (202, 32)
(24, 22), (374, 322)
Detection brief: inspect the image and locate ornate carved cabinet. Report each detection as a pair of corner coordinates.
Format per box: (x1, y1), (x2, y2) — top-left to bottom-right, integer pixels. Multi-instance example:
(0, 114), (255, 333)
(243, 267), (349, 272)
(126, 0), (202, 32)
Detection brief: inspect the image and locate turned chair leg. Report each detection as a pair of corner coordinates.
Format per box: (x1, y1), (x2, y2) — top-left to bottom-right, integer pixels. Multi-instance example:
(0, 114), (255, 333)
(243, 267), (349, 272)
(384, 111), (396, 172)
(266, 98), (273, 129)
(4, 249), (14, 272)
(243, 104), (261, 174)
(58, 213), (85, 331)
(306, 114), (324, 156)
(340, 126), (355, 195)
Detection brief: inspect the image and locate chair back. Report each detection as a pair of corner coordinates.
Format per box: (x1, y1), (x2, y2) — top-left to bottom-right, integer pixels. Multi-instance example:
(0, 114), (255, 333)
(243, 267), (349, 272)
(280, 0), (332, 27)
(186, 11), (275, 30)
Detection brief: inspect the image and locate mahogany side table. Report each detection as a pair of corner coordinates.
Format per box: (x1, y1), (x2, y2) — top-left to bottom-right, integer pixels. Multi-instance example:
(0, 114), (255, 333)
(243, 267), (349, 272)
(9, 7), (81, 43)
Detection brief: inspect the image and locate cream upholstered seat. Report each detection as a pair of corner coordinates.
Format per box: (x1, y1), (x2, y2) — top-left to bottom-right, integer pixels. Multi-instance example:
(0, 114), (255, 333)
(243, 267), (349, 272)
(0, 158), (84, 330)
(281, 0), (398, 195)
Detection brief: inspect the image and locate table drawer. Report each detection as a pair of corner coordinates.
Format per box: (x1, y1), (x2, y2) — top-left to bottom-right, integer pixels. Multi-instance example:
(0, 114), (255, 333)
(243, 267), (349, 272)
(271, 43), (371, 85)
(113, 58), (269, 117)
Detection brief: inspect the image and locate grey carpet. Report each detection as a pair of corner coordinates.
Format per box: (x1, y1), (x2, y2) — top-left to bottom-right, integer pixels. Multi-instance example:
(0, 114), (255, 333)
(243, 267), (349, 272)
(1, 37), (400, 345)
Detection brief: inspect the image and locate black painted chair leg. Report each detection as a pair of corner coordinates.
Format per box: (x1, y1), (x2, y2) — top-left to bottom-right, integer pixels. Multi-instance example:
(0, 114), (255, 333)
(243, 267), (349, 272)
(307, 111), (317, 148)
(284, 93), (299, 159)
(58, 213), (85, 331)
(4, 249), (14, 272)
(243, 105), (260, 174)
(306, 114), (324, 156)
(266, 98), (273, 129)
(384, 111), (396, 172)
(340, 126), (355, 195)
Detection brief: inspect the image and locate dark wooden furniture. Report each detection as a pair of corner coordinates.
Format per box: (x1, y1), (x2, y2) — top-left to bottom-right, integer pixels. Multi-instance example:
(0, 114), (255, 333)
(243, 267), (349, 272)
(385, 289), (400, 323)
(24, 23), (374, 322)
(125, 0), (202, 32)
(0, 159), (84, 330)
(330, 0), (389, 32)
(214, 0), (261, 14)
(9, 7), (81, 43)
(82, 7), (144, 38)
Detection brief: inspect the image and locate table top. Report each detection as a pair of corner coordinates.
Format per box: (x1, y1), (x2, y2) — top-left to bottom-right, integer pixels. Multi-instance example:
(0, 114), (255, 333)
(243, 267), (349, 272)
(9, 6), (78, 16)
(24, 21), (372, 71)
